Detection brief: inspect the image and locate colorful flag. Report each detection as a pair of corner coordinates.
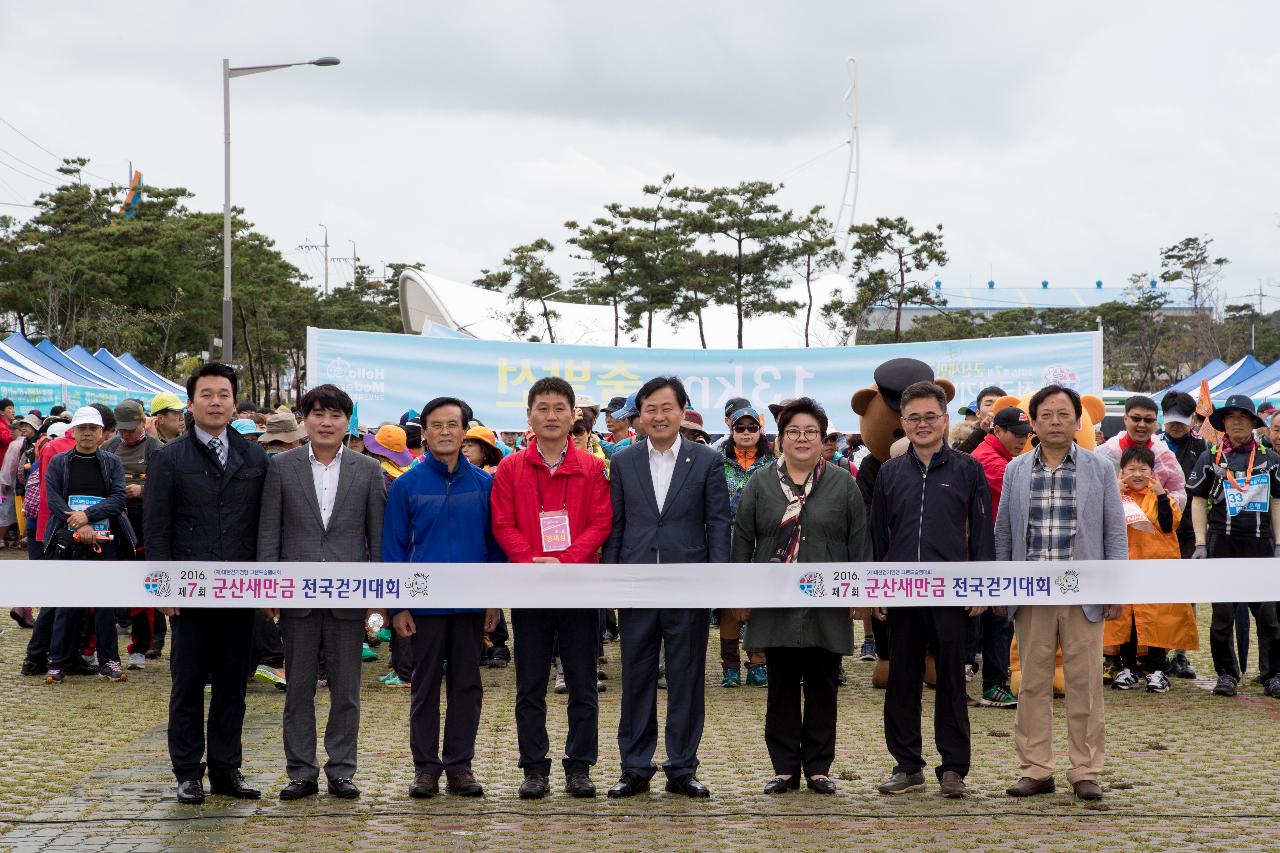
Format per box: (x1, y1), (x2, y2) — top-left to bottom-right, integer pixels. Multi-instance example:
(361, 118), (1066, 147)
(1196, 379), (1220, 446)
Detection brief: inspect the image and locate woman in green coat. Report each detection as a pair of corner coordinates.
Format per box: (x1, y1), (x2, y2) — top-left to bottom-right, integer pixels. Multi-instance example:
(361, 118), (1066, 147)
(732, 398), (871, 795)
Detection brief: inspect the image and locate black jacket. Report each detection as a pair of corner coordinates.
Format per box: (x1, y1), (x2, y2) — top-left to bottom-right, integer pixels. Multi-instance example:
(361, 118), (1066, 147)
(143, 429), (267, 561)
(42, 448), (137, 557)
(869, 442), (995, 562)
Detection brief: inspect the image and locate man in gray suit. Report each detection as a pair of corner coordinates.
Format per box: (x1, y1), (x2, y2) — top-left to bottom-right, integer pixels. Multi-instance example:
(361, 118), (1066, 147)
(994, 384), (1127, 802)
(257, 384), (387, 801)
(604, 376), (732, 799)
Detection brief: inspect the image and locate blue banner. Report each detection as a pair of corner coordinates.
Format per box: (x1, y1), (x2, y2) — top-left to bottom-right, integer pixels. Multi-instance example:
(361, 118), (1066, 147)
(307, 328), (1102, 432)
(0, 382), (128, 417)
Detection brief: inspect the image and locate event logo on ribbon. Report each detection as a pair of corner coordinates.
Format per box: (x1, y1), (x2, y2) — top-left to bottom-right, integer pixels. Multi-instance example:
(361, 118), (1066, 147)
(143, 571), (171, 597)
(407, 573), (430, 597)
(1055, 570), (1080, 594)
(797, 572), (825, 597)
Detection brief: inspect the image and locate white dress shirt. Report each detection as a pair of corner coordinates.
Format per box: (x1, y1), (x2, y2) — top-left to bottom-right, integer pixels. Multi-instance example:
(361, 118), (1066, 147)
(648, 439), (679, 511)
(309, 444), (343, 528)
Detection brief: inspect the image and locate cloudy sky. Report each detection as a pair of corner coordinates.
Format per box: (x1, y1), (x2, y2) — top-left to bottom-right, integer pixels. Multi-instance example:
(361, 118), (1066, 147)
(2, 3), (1277, 330)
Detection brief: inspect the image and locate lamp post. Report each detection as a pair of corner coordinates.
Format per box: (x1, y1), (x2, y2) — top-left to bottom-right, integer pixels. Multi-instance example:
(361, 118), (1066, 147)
(222, 55), (339, 365)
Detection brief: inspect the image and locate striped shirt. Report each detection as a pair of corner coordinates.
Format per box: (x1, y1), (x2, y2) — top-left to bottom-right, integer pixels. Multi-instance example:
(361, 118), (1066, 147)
(1026, 444), (1077, 561)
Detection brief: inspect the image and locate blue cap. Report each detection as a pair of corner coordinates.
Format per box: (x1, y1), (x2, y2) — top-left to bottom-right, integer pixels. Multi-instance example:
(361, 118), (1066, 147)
(729, 406), (761, 425)
(231, 418), (263, 436)
(958, 400), (979, 416)
(613, 393), (639, 421)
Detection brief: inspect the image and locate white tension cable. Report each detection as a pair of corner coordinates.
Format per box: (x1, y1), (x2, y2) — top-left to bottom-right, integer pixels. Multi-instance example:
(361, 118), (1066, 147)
(9, 559), (1280, 608)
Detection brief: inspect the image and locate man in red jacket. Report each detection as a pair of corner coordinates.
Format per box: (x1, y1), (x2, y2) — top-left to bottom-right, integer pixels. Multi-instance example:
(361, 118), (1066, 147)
(970, 407), (1033, 517)
(490, 376), (613, 801)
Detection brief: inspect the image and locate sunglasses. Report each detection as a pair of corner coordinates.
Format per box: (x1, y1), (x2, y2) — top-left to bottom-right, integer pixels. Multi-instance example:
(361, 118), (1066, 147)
(733, 424), (760, 434)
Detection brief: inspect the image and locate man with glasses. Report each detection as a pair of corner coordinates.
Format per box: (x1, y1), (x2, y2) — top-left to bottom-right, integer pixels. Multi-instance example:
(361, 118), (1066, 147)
(865, 381), (994, 799)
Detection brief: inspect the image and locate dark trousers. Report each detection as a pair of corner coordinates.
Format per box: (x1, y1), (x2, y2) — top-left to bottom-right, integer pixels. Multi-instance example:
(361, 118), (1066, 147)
(51, 607), (116, 669)
(26, 606), (56, 663)
(964, 609), (1013, 691)
(1207, 534), (1280, 680)
(1117, 611), (1168, 672)
(617, 607), (708, 780)
(409, 612), (485, 776)
(390, 630), (414, 680)
(763, 646), (840, 777)
(128, 609), (167, 655)
(253, 609), (285, 668)
(885, 607), (971, 780)
(168, 608), (255, 783)
(512, 608), (598, 777)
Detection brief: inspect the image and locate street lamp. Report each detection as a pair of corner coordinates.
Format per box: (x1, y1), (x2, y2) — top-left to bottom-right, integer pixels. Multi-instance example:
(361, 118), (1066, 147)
(222, 55), (339, 365)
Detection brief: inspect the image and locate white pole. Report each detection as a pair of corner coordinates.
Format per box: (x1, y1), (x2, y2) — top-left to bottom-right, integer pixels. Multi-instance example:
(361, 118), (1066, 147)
(222, 58), (234, 365)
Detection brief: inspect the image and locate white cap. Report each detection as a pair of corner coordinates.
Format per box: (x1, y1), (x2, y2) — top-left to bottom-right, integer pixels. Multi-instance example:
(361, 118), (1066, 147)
(68, 406), (104, 429)
(1163, 412), (1194, 426)
(47, 421), (70, 438)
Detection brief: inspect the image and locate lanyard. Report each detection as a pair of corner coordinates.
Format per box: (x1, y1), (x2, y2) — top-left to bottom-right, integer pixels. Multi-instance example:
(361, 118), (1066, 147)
(1216, 442), (1257, 493)
(534, 463), (569, 512)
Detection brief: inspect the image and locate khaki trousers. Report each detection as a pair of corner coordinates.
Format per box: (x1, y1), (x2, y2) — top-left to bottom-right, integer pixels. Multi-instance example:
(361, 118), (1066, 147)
(1012, 605), (1105, 784)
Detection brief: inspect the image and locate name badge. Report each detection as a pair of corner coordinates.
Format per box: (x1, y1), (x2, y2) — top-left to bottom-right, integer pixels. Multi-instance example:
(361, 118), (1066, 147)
(539, 509), (572, 553)
(1225, 472), (1270, 518)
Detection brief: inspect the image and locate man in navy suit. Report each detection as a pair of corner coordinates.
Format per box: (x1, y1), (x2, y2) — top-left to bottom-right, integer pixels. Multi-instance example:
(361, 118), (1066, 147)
(603, 376), (732, 799)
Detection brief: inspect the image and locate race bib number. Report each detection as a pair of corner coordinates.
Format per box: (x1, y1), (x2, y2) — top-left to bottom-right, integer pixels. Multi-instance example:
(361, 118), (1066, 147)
(70, 495), (109, 534)
(1224, 473), (1270, 518)
(539, 509), (571, 553)
(1121, 495), (1154, 532)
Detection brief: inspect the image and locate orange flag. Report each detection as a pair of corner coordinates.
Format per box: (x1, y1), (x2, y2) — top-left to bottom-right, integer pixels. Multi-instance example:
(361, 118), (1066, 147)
(1197, 379), (1220, 446)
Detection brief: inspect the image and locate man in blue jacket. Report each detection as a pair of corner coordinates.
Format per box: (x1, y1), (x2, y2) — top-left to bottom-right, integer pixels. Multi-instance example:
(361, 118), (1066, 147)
(866, 381), (994, 799)
(386, 396), (502, 800)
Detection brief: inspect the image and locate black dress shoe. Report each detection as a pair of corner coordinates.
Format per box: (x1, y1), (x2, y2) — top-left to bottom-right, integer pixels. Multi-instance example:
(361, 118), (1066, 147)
(327, 778), (360, 799)
(607, 772), (651, 799)
(209, 770), (261, 799)
(665, 775), (711, 798)
(279, 779), (319, 801)
(409, 771), (439, 799)
(565, 771), (597, 798)
(806, 775), (837, 794)
(518, 774), (551, 800)
(177, 780), (206, 805)
(763, 775), (800, 794)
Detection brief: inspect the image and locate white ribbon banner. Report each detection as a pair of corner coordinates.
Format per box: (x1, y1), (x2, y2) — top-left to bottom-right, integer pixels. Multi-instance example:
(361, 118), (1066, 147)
(7, 559), (1279, 608)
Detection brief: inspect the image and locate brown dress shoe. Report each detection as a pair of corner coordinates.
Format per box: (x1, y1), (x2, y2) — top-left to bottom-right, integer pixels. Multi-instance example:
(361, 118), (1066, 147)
(872, 659), (890, 689)
(1005, 776), (1055, 797)
(446, 769), (485, 797)
(408, 771), (439, 799)
(1072, 780), (1103, 801)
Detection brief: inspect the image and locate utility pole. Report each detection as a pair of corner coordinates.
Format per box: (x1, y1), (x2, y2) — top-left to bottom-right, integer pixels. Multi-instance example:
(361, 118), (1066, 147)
(319, 223), (329, 295)
(350, 240), (358, 285)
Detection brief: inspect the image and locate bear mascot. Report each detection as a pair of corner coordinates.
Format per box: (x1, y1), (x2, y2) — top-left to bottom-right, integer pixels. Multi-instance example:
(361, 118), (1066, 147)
(851, 358), (956, 688)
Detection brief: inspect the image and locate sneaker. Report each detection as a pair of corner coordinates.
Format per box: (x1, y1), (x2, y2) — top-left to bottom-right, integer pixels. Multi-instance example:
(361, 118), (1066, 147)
(1265, 676), (1280, 699)
(746, 663), (768, 687)
(1168, 651), (1196, 679)
(361, 643), (378, 662)
(1251, 673), (1267, 685)
(1103, 657), (1120, 686)
(254, 665), (287, 689)
(20, 657), (47, 677)
(98, 661), (127, 682)
(382, 674), (411, 688)
(877, 770), (926, 795)
(859, 637), (877, 662)
(1212, 674), (1238, 697)
(376, 628), (392, 643)
(597, 672), (607, 693)
(554, 662), (568, 695)
(489, 646), (511, 669)
(978, 684), (1018, 707)
(657, 667), (668, 690)
(721, 667), (742, 688)
(1111, 668), (1137, 690)
(838, 665), (848, 686)
(1145, 670), (1170, 693)
(67, 659), (97, 676)
(963, 663), (977, 683)
(127, 652), (146, 671)
(45, 668), (66, 684)
(145, 644), (163, 660)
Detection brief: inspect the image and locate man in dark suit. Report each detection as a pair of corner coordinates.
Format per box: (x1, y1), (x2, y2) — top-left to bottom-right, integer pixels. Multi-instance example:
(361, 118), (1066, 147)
(257, 384), (386, 801)
(603, 376), (732, 799)
(144, 363), (268, 805)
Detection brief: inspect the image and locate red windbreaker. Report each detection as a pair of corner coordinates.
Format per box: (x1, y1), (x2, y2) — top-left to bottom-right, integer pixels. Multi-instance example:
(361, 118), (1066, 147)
(970, 431), (1013, 520)
(490, 438), (613, 563)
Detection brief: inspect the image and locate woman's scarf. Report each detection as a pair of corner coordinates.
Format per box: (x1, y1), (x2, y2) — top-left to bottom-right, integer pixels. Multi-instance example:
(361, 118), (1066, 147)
(769, 457), (825, 563)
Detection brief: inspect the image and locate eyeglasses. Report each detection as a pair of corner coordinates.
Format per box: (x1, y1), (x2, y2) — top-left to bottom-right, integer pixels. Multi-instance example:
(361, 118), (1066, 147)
(1125, 415), (1158, 425)
(733, 424), (760, 434)
(426, 422), (461, 433)
(902, 413), (943, 426)
(783, 427), (822, 441)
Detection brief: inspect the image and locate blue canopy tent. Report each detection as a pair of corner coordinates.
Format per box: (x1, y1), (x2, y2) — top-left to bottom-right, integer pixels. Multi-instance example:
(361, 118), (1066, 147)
(1155, 359), (1227, 401)
(4, 334), (121, 389)
(35, 340), (126, 390)
(1206, 355), (1266, 395)
(0, 345), (54, 383)
(65, 345), (153, 393)
(117, 352), (184, 395)
(93, 349), (167, 394)
(1216, 359), (1280, 400)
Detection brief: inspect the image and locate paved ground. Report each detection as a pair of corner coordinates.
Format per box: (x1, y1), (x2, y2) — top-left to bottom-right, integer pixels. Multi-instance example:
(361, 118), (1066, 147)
(0, 605), (1278, 852)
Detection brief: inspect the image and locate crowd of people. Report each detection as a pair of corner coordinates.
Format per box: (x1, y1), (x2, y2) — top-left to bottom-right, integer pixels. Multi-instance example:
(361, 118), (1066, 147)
(4, 360), (1278, 807)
